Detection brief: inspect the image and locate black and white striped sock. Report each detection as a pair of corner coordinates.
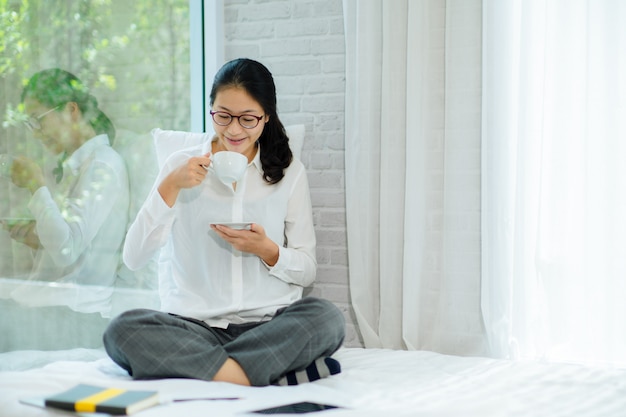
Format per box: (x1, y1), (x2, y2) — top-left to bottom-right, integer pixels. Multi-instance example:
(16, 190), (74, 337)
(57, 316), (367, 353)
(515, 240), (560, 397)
(274, 357), (341, 386)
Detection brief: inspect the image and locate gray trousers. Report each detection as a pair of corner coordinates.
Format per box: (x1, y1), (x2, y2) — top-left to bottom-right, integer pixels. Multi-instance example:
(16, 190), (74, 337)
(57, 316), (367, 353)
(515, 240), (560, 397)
(103, 297), (345, 386)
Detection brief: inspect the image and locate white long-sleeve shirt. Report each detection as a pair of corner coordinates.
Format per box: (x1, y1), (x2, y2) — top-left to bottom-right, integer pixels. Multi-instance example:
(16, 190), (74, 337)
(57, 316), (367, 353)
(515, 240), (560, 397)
(123, 141), (317, 327)
(11, 135), (130, 315)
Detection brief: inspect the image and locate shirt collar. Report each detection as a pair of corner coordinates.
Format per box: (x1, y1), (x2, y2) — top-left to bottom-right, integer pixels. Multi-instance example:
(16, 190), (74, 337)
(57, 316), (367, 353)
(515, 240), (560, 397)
(64, 134), (110, 174)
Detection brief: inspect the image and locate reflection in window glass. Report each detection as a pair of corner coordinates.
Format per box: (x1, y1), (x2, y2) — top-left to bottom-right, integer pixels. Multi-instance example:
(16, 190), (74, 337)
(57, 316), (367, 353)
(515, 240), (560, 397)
(0, 0), (192, 363)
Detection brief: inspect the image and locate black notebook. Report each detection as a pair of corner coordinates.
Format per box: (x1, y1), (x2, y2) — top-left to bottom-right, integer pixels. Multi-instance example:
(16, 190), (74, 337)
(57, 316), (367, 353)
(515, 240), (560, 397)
(43, 384), (159, 415)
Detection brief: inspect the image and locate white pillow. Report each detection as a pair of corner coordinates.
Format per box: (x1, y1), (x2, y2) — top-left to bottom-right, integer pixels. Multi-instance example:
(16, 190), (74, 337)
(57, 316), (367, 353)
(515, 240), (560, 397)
(152, 124), (305, 168)
(152, 128), (211, 168)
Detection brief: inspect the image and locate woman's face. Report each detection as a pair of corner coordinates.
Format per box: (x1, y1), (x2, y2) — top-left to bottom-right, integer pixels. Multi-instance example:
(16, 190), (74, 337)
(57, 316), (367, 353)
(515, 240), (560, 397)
(211, 86), (269, 162)
(23, 98), (73, 155)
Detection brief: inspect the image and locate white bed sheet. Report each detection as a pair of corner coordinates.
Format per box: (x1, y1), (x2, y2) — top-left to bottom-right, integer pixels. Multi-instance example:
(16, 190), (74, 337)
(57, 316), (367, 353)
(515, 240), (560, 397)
(1, 348), (626, 417)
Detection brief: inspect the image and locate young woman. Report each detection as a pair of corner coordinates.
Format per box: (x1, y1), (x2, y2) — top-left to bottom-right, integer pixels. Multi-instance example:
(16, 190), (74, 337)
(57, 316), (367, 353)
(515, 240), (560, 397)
(5, 68), (129, 317)
(103, 58), (345, 386)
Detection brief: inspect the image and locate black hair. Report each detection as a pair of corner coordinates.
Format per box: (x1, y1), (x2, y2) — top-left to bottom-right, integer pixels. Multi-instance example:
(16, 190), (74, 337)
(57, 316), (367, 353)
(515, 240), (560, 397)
(209, 58), (292, 184)
(21, 68), (116, 143)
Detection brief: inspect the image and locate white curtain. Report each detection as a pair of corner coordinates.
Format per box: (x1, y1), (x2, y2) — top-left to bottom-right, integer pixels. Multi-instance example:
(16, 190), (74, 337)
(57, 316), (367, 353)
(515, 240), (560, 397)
(344, 0), (485, 354)
(482, 0), (626, 366)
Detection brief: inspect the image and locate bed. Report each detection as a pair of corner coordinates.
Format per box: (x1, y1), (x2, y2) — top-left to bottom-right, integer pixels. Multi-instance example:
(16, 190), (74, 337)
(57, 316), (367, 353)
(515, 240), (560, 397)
(2, 347), (626, 416)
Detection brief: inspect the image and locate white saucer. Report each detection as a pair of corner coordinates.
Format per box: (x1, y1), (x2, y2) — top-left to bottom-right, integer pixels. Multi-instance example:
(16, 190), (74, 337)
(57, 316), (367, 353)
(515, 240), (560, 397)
(211, 222), (252, 230)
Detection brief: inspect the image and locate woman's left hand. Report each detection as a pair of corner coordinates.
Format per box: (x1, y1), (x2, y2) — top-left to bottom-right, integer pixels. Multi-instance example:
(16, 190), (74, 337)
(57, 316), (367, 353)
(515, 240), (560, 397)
(211, 223), (280, 266)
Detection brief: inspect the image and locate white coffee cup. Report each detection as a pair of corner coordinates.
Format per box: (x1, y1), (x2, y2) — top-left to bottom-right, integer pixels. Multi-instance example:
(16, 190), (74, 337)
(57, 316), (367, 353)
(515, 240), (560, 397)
(211, 151), (248, 185)
(0, 154), (14, 179)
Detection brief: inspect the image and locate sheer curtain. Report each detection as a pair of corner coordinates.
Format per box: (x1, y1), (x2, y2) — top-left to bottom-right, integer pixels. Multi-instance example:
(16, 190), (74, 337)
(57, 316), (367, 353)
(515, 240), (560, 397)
(344, 0), (485, 354)
(482, 0), (626, 366)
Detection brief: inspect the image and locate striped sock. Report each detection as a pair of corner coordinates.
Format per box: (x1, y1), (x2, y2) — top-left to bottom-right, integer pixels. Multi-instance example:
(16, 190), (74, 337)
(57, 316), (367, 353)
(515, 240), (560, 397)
(274, 357), (341, 386)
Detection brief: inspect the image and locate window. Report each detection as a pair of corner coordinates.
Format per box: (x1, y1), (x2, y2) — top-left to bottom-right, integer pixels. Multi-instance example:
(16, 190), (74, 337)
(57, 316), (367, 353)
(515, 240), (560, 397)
(0, 0), (217, 363)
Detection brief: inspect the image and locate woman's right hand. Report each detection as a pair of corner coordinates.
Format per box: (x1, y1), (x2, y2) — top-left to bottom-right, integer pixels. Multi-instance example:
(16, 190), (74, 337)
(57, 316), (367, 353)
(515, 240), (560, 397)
(2, 219), (41, 249)
(158, 153), (212, 207)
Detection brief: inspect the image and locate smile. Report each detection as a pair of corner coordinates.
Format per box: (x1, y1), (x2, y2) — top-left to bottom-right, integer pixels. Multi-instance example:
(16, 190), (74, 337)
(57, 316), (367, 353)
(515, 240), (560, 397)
(226, 136), (246, 144)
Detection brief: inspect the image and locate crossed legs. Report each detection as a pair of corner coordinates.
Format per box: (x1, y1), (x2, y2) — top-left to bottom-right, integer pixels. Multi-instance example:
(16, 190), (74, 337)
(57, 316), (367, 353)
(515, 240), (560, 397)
(103, 297), (345, 386)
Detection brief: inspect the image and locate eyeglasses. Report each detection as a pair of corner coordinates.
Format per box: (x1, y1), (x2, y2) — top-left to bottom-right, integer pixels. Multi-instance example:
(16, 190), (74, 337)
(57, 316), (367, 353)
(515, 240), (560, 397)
(210, 110), (264, 129)
(24, 105), (62, 131)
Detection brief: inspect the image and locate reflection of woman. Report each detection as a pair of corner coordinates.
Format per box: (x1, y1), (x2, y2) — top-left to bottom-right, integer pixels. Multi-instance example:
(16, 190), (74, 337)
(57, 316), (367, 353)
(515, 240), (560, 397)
(5, 68), (129, 316)
(104, 59), (345, 387)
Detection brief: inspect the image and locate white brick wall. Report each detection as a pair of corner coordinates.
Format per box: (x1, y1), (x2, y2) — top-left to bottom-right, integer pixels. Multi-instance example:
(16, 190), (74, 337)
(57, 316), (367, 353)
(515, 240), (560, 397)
(223, 0), (362, 347)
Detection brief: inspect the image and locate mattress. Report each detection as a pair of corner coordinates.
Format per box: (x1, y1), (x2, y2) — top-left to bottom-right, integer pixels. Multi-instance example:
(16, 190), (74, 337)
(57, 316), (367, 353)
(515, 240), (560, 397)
(1, 347), (625, 416)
